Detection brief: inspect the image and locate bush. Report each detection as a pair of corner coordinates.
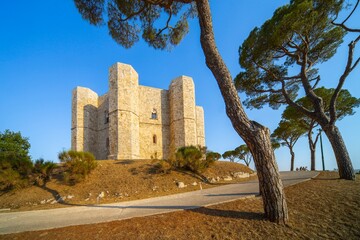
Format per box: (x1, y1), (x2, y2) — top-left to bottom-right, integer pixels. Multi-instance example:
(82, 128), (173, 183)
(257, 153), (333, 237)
(153, 159), (172, 174)
(58, 150), (97, 185)
(0, 165), (27, 191)
(33, 158), (57, 186)
(0, 130), (33, 191)
(0, 155), (33, 191)
(174, 146), (216, 174)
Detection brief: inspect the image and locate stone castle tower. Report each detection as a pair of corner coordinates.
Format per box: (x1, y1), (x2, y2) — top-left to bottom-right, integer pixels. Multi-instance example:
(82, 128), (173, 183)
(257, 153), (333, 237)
(71, 62), (205, 160)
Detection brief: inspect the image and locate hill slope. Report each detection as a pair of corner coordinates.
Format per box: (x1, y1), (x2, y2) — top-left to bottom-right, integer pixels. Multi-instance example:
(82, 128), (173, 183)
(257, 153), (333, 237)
(0, 160), (255, 211)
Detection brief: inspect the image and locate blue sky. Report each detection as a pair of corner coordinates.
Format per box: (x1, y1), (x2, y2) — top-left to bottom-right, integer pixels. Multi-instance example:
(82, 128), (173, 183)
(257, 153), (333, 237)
(0, 1), (359, 171)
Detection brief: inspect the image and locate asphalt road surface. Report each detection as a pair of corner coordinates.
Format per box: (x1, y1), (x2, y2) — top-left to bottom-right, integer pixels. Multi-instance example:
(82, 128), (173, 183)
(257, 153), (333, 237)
(0, 171), (318, 234)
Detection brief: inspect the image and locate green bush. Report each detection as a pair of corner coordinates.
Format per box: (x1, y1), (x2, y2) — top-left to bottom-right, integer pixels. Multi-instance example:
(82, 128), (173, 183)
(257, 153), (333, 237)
(0, 164), (27, 191)
(58, 150), (97, 185)
(0, 130), (33, 191)
(174, 146), (216, 174)
(33, 158), (57, 186)
(152, 159), (172, 174)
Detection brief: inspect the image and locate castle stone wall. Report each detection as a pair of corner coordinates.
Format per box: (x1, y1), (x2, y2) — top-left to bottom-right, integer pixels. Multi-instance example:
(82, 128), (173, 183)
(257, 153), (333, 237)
(138, 86), (170, 159)
(71, 87), (98, 154)
(96, 94), (109, 159)
(196, 106), (205, 147)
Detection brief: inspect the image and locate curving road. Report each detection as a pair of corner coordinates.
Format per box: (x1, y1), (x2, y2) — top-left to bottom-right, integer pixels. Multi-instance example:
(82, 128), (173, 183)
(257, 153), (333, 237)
(0, 171), (318, 235)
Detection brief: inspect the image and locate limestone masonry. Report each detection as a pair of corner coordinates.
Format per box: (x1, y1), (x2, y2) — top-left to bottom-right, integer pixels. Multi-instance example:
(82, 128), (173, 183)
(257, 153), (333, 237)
(71, 62), (205, 160)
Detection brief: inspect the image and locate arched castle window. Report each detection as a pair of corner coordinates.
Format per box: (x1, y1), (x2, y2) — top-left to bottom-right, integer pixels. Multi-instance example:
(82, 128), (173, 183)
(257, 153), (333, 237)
(105, 110), (109, 124)
(151, 108), (157, 119)
(153, 134), (157, 144)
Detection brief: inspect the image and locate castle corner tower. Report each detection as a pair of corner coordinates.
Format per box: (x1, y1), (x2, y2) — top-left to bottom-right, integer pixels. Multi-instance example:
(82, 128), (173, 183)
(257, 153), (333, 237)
(108, 63), (140, 160)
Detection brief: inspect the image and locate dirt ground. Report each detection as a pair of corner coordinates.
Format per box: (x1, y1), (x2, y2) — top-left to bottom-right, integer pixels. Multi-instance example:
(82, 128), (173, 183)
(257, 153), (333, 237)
(1, 171), (359, 240)
(0, 160), (254, 212)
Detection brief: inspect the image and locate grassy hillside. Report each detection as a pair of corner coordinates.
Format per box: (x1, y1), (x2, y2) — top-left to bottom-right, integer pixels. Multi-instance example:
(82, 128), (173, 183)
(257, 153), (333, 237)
(0, 160), (255, 211)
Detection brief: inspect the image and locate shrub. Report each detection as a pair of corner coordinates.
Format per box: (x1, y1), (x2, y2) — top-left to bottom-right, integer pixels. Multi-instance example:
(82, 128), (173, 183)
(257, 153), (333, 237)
(0, 130), (33, 191)
(153, 159), (172, 174)
(0, 164), (26, 191)
(175, 146), (216, 174)
(58, 150), (97, 185)
(33, 158), (57, 186)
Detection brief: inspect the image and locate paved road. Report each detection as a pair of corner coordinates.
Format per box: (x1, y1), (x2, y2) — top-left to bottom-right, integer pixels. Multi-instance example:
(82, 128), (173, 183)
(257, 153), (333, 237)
(0, 171), (318, 235)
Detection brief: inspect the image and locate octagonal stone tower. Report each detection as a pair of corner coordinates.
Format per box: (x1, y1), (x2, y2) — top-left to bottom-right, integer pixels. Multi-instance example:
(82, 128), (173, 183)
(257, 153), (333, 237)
(108, 63), (140, 159)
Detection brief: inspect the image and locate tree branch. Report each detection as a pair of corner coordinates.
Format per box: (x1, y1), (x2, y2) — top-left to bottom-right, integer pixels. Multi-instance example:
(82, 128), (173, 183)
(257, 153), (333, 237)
(298, 49), (329, 123)
(120, 3), (148, 21)
(311, 75), (321, 89)
(313, 123), (321, 146)
(329, 35), (359, 125)
(287, 40), (302, 52)
(280, 46), (301, 64)
(332, 0), (360, 33)
(143, 0), (192, 7)
(250, 86), (282, 94)
(156, 7), (173, 36)
(252, 61), (284, 83)
(294, 31), (308, 49)
(280, 80), (315, 118)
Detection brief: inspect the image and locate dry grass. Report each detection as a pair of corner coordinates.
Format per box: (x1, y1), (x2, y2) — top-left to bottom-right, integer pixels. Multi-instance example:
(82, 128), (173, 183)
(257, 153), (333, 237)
(0, 160), (253, 211)
(1, 172), (359, 240)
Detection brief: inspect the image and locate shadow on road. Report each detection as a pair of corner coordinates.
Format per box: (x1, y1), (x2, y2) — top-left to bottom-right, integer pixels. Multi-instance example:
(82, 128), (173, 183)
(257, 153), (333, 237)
(189, 207), (264, 221)
(204, 192), (258, 197)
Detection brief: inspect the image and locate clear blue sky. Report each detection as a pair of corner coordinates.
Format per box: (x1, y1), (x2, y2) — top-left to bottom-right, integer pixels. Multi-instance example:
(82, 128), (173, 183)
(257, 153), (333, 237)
(0, 1), (359, 171)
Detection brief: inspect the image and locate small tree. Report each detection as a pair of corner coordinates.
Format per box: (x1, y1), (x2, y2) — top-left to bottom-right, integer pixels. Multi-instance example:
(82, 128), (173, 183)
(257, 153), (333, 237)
(0, 129), (33, 175)
(206, 151), (221, 162)
(33, 158), (57, 186)
(283, 87), (359, 170)
(222, 150), (238, 163)
(58, 150), (97, 185)
(271, 120), (307, 171)
(282, 106), (320, 171)
(235, 144), (253, 167)
(175, 146), (215, 174)
(0, 130), (33, 190)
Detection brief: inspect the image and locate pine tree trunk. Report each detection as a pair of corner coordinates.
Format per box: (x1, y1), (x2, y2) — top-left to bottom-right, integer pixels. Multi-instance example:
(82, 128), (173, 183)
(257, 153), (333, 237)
(310, 144), (316, 171)
(308, 130), (316, 171)
(247, 124), (288, 223)
(196, 0), (288, 224)
(322, 125), (355, 180)
(290, 149), (295, 171)
(310, 147), (315, 171)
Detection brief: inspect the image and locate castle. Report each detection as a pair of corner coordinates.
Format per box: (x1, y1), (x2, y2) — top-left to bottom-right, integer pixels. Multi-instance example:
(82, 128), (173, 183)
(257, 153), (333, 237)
(71, 62), (205, 160)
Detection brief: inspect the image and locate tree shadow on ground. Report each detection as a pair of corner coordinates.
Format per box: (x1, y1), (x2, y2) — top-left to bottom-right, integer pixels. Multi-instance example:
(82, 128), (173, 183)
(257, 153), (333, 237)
(173, 169), (208, 182)
(37, 183), (61, 202)
(189, 207), (264, 221)
(36, 183), (91, 207)
(311, 178), (340, 181)
(126, 163), (208, 183)
(113, 160), (136, 165)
